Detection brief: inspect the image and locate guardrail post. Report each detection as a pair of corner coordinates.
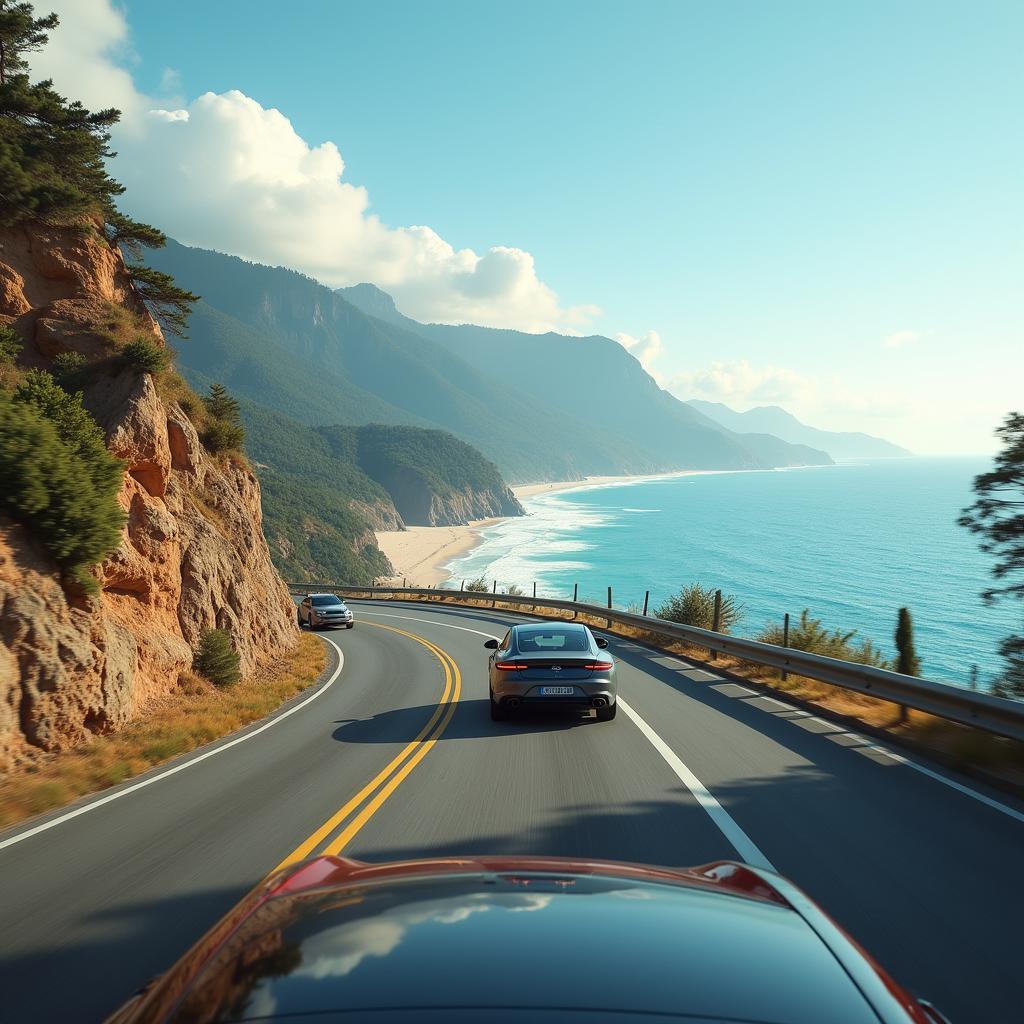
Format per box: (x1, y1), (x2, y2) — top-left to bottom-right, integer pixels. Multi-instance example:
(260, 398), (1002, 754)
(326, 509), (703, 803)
(532, 581), (537, 610)
(572, 583), (578, 618)
(492, 579), (497, 608)
(402, 577), (407, 588)
(782, 612), (790, 681)
(642, 590), (649, 616)
(709, 589), (722, 660)
(607, 586), (613, 627)
(460, 580), (465, 593)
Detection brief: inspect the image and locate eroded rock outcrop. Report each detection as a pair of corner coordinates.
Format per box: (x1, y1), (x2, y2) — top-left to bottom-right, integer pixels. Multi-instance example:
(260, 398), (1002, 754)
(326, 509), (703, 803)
(0, 220), (297, 768)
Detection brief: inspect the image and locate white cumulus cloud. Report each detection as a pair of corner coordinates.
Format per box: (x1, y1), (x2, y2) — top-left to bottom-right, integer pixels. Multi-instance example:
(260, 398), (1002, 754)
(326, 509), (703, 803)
(667, 358), (813, 408)
(34, 0), (597, 334)
(883, 328), (927, 349)
(615, 330), (663, 372)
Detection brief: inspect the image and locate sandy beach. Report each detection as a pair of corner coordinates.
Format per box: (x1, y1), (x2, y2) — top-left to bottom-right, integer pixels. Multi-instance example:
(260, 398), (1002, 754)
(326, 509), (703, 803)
(375, 470), (706, 586)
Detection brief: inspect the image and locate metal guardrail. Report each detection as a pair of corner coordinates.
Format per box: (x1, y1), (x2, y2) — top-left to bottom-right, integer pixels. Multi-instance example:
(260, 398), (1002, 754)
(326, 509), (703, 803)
(289, 584), (1024, 743)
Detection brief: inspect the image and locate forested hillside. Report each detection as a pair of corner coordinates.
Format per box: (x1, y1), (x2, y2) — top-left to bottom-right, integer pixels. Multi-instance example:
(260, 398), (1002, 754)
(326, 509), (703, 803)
(147, 242), (831, 480)
(208, 396), (523, 585)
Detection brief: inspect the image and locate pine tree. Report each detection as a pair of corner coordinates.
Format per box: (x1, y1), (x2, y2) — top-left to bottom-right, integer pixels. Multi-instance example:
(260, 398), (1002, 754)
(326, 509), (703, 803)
(194, 628), (241, 687)
(894, 608), (921, 677)
(960, 412), (1024, 694)
(0, 2), (197, 335)
(0, 3), (57, 84)
(205, 383), (241, 424)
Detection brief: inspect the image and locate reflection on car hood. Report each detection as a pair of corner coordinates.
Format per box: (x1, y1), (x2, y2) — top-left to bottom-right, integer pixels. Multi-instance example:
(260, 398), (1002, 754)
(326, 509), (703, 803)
(171, 870), (880, 1023)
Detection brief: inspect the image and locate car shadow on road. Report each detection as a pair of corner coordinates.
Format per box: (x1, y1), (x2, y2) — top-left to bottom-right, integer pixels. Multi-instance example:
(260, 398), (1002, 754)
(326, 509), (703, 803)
(0, 883), (251, 1024)
(332, 698), (600, 743)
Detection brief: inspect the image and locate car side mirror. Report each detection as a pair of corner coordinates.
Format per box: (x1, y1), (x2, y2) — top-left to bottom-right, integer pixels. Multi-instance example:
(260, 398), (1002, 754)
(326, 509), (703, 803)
(595, 636), (610, 649)
(484, 639), (499, 649)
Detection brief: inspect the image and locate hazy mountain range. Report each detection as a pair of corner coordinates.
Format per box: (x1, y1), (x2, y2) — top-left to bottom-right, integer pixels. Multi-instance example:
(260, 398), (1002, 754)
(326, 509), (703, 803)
(686, 401), (911, 460)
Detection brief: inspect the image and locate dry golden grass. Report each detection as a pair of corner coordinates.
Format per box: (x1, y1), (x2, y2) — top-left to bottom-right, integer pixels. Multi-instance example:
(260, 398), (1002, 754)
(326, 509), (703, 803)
(89, 301), (151, 351)
(343, 590), (1024, 785)
(0, 633), (325, 829)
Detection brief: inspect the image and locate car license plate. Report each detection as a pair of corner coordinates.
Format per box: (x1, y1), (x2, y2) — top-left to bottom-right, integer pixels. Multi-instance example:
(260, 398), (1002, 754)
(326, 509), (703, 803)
(541, 686), (574, 695)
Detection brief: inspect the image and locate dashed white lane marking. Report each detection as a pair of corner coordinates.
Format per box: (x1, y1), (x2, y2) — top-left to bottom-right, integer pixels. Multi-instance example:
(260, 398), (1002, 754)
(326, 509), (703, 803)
(359, 608), (775, 867)
(0, 639), (346, 853)
(356, 605), (1024, 828)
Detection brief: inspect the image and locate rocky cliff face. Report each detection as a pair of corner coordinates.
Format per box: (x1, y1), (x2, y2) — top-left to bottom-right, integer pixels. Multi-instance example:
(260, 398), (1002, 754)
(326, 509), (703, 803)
(374, 465), (523, 527)
(0, 220), (297, 768)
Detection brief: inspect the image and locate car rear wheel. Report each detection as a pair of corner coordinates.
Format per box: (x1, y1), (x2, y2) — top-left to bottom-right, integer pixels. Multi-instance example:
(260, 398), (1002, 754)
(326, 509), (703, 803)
(489, 693), (507, 721)
(596, 702), (617, 722)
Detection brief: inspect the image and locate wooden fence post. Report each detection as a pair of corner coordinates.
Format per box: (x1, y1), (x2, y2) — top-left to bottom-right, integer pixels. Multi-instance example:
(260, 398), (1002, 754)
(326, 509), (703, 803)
(460, 579), (465, 593)
(607, 586), (613, 627)
(710, 589), (722, 660)
(572, 582), (578, 619)
(642, 591), (649, 616)
(492, 579), (497, 608)
(782, 612), (790, 681)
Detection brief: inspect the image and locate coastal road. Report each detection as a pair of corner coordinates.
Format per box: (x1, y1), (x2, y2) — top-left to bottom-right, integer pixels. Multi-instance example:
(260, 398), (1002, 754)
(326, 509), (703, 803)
(1, 600), (1022, 1022)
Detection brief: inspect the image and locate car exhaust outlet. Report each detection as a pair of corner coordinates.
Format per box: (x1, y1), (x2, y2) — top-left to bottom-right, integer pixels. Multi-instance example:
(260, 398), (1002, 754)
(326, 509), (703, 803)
(505, 697), (522, 709)
(592, 697), (608, 709)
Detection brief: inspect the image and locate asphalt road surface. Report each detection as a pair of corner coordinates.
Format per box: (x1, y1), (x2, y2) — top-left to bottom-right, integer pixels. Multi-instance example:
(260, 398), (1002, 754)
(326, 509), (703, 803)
(1, 599), (1022, 1023)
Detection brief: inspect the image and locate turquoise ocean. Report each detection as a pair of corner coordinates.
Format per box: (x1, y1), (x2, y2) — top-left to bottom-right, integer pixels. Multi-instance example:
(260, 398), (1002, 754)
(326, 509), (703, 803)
(443, 457), (1017, 688)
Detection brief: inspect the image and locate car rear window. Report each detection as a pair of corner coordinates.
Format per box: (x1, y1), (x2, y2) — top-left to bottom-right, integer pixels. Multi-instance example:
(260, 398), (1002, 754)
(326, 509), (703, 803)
(312, 596), (344, 607)
(515, 627), (589, 652)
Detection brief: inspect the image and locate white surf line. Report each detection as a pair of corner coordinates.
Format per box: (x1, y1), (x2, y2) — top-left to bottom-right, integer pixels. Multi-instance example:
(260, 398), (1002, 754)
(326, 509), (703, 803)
(359, 607), (773, 868)
(0, 638), (346, 853)
(360, 605), (1024, 829)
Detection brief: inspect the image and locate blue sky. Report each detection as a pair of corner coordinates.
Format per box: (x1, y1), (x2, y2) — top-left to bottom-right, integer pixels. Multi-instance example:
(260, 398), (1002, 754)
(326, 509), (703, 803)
(40, 1), (1024, 453)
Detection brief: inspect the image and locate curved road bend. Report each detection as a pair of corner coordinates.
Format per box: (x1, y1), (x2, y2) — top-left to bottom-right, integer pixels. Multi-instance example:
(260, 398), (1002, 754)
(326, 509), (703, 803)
(0, 599), (1022, 1022)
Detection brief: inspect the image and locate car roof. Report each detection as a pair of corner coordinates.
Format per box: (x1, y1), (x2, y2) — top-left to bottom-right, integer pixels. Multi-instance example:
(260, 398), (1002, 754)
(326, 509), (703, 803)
(307, 592), (344, 599)
(148, 859), (910, 1024)
(513, 622), (589, 634)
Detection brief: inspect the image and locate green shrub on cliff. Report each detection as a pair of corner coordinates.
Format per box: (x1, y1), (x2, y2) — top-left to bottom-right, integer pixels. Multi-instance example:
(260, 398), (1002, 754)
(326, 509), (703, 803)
(0, 324), (23, 386)
(194, 628), (242, 687)
(201, 383), (246, 453)
(120, 337), (169, 376)
(0, 378), (124, 590)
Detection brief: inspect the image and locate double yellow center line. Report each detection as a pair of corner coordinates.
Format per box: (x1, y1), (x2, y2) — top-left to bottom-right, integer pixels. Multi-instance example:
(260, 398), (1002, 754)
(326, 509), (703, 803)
(274, 621), (462, 869)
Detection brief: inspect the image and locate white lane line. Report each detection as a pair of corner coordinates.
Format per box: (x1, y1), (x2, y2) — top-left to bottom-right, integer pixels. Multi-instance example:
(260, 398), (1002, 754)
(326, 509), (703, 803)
(617, 699), (774, 869)
(360, 607), (775, 868)
(361, 604), (1024, 829)
(0, 638), (345, 853)
(865, 744), (1024, 824)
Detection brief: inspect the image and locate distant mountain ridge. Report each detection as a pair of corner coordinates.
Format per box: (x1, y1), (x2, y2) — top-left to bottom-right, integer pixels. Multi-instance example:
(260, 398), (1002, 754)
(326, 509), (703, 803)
(686, 400), (911, 460)
(146, 241), (833, 478)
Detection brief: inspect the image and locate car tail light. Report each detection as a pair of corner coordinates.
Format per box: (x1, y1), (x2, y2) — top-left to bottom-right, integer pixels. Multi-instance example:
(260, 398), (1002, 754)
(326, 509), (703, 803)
(495, 661), (527, 671)
(584, 661), (614, 670)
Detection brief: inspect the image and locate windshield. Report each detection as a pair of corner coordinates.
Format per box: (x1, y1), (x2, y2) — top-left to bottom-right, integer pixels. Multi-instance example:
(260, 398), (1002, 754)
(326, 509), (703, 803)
(515, 627), (589, 652)
(311, 596), (344, 608)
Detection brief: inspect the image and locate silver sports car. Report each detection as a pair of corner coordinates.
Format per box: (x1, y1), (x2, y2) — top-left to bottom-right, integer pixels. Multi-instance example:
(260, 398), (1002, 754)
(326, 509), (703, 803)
(486, 622), (617, 722)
